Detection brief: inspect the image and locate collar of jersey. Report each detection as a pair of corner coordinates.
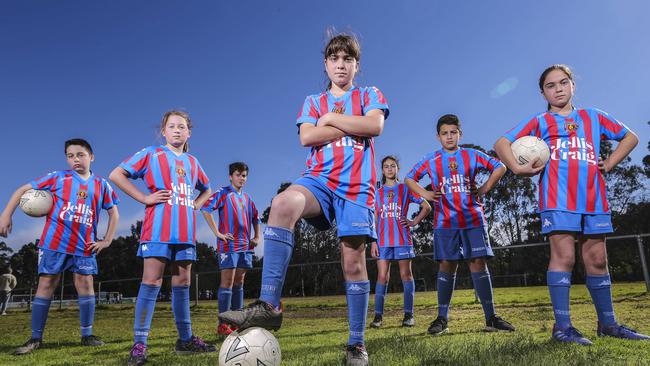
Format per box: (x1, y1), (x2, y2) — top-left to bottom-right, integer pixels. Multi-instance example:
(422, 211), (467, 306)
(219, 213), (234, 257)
(327, 85), (357, 99)
(548, 107), (578, 119)
(68, 169), (94, 184)
(228, 185), (245, 196)
(160, 144), (185, 157)
(438, 147), (462, 156)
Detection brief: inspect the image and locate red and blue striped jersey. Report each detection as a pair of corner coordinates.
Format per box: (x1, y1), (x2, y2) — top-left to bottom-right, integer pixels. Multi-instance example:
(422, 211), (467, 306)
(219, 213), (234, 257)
(119, 145), (210, 245)
(201, 186), (260, 253)
(297, 86), (389, 209)
(31, 170), (119, 256)
(375, 183), (423, 247)
(503, 108), (629, 214)
(407, 148), (504, 229)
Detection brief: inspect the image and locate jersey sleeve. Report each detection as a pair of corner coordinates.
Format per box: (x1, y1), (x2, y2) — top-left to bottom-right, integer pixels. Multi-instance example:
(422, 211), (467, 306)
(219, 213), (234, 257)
(296, 96), (319, 128)
(194, 160), (210, 193)
(503, 114), (541, 142)
(474, 150), (504, 172)
(363, 86), (390, 119)
(250, 199), (261, 225)
(101, 180), (120, 210)
(406, 156), (431, 183)
(119, 147), (151, 179)
(201, 189), (225, 213)
(406, 188), (424, 205)
(30, 171), (60, 191)
(594, 108), (629, 141)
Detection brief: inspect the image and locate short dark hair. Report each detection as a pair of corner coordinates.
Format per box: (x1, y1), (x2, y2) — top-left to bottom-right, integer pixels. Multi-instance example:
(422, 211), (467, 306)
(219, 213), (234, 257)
(229, 162), (248, 175)
(64, 138), (93, 155)
(436, 114), (462, 134)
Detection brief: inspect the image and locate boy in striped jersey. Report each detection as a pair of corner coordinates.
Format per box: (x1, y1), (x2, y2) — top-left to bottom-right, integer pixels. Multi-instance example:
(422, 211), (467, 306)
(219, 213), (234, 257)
(201, 162), (260, 335)
(0, 138), (119, 355)
(406, 114), (514, 335)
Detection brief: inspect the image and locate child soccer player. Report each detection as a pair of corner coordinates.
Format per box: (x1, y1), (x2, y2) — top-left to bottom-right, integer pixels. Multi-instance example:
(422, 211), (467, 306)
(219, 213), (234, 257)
(405, 114), (515, 335)
(219, 33), (388, 366)
(369, 156), (431, 328)
(109, 110), (216, 366)
(201, 162), (260, 336)
(494, 64), (648, 345)
(0, 138), (119, 355)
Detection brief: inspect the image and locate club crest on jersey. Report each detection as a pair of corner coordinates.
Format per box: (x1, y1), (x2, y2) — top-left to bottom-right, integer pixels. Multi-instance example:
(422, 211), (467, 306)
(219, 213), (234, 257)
(448, 161), (458, 171)
(387, 191), (394, 201)
(176, 167), (186, 178)
(564, 118), (579, 133)
(77, 190), (88, 199)
(331, 101), (346, 114)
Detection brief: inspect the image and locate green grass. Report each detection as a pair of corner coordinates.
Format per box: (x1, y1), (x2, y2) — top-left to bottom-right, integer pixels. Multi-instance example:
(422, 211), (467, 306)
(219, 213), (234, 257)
(1, 283), (649, 365)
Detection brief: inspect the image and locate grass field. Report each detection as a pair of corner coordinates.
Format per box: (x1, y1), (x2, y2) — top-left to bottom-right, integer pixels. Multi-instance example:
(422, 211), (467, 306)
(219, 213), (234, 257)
(1, 283), (649, 365)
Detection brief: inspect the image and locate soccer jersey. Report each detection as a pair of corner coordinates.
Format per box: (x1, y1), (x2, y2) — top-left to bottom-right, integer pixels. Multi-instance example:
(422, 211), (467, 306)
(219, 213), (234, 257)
(503, 108), (629, 214)
(375, 183), (423, 247)
(407, 148), (504, 229)
(201, 185), (260, 253)
(120, 145), (210, 244)
(31, 170), (119, 256)
(297, 85), (389, 209)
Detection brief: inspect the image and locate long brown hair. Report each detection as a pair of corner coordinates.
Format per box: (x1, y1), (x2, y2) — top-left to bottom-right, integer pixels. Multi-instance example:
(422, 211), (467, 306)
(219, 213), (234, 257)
(160, 110), (192, 153)
(380, 155), (399, 185)
(539, 64), (574, 111)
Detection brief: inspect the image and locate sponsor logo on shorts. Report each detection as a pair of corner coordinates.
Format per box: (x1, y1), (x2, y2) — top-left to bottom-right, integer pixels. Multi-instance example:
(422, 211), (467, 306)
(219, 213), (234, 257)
(220, 253), (228, 263)
(351, 222), (369, 228)
(543, 218), (552, 227)
(77, 265), (94, 271)
(141, 244), (148, 251)
(594, 222), (610, 227)
(472, 247), (487, 252)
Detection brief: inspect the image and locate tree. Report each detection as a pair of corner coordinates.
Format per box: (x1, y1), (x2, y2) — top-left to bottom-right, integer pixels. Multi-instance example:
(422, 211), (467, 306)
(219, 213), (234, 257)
(0, 241), (13, 268)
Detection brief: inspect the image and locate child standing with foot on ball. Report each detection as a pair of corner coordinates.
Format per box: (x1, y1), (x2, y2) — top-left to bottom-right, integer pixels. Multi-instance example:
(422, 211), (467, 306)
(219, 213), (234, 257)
(494, 64), (647, 345)
(110, 110), (216, 366)
(219, 33), (389, 366)
(406, 114), (514, 336)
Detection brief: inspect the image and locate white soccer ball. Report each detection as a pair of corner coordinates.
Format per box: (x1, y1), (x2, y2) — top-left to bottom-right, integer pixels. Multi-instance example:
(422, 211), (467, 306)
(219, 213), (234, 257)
(218, 327), (281, 366)
(511, 136), (550, 167)
(19, 189), (53, 217)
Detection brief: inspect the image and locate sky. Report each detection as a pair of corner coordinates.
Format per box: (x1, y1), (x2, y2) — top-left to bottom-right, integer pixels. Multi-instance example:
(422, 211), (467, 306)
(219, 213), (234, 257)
(1, 0), (649, 254)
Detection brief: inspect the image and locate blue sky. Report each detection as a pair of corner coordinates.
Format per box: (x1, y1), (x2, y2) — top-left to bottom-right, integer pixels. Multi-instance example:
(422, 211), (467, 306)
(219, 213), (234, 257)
(1, 1), (648, 253)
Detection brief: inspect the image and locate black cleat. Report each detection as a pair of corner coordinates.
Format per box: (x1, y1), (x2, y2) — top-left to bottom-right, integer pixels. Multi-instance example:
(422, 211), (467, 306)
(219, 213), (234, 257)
(81, 335), (105, 346)
(175, 335), (217, 355)
(14, 338), (42, 355)
(402, 313), (415, 327)
(127, 342), (147, 366)
(370, 314), (383, 328)
(485, 315), (515, 332)
(218, 300), (283, 331)
(345, 343), (368, 366)
(428, 316), (449, 336)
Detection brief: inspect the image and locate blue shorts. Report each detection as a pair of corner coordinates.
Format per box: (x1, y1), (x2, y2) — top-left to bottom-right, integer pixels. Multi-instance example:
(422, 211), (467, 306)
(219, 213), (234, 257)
(540, 211), (613, 235)
(218, 252), (253, 270)
(38, 249), (97, 275)
(294, 176), (377, 240)
(433, 227), (493, 261)
(137, 243), (196, 262)
(378, 246), (415, 260)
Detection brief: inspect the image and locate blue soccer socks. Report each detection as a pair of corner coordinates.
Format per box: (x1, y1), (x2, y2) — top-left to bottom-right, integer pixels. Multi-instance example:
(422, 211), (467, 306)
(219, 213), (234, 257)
(31, 297), (52, 339)
(547, 271), (572, 329)
(231, 285), (244, 311)
(171, 286), (192, 342)
(471, 270), (496, 321)
(374, 282), (387, 316)
(586, 274), (617, 327)
(259, 226), (294, 309)
(78, 295), (95, 337)
(403, 279), (415, 315)
(346, 281), (370, 346)
(133, 284), (161, 345)
(437, 272), (455, 319)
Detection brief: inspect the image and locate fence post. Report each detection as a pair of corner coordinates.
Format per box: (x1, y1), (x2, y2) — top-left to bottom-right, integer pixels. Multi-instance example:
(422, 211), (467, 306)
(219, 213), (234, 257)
(637, 235), (650, 292)
(97, 281), (102, 304)
(59, 271), (64, 310)
(195, 273), (199, 306)
(28, 287), (33, 311)
(523, 273), (528, 287)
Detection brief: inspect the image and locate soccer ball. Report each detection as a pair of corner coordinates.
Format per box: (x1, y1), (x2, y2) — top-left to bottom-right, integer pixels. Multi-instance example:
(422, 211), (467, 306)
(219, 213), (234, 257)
(511, 136), (550, 167)
(19, 189), (53, 217)
(218, 327), (281, 366)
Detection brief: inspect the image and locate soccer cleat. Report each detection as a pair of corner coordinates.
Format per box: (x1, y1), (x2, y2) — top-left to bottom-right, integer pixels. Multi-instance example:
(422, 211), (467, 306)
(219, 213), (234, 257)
(345, 343), (368, 366)
(484, 315), (515, 332)
(81, 335), (105, 346)
(175, 335), (217, 355)
(402, 313), (415, 327)
(217, 323), (234, 336)
(597, 323), (650, 340)
(218, 300), (283, 331)
(127, 342), (147, 366)
(552, 325), (593, 346)
(369, 314), (383, 328)
(427, 316), (449, 336)
(14, 338), (42, 355)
